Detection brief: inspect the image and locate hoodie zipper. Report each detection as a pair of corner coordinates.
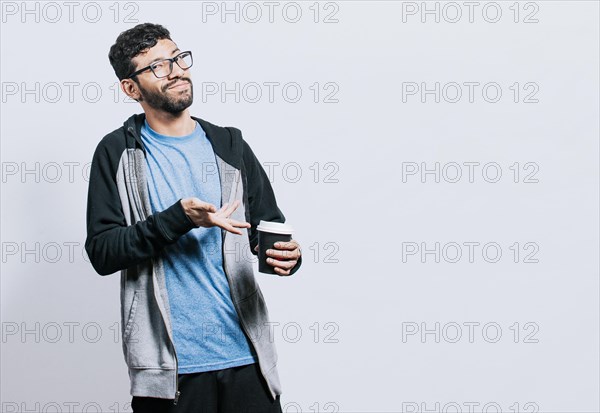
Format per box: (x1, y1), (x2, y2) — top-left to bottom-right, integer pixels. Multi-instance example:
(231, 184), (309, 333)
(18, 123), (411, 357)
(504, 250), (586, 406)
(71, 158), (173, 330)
(127, 124), (181, 405)
(170, 319), (181, 405)
(173, 340), (181, 405)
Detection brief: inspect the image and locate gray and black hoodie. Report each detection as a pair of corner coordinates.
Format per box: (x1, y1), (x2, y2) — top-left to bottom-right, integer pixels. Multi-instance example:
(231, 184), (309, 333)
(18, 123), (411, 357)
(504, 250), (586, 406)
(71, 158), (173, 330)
(85, 113), (301, 402)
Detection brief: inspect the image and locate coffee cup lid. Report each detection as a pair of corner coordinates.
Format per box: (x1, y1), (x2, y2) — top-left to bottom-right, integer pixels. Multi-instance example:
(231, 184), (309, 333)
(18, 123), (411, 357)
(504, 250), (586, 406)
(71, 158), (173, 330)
(257, 220), (294, 234)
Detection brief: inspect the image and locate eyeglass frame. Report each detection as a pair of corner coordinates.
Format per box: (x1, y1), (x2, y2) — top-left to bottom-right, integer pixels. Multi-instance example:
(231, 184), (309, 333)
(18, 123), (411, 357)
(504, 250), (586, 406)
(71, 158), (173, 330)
(126, 50), (193, 79)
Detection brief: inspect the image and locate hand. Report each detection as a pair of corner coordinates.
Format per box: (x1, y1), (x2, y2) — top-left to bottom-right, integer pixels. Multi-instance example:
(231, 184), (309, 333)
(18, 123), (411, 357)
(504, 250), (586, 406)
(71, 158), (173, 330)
(254, 240), (301, 276)
(181, 198), (251, 235)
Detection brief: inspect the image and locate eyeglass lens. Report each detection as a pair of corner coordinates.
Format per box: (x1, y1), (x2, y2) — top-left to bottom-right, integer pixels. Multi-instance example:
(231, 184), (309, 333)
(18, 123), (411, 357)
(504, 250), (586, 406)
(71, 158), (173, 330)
(151, 53), (193, 78)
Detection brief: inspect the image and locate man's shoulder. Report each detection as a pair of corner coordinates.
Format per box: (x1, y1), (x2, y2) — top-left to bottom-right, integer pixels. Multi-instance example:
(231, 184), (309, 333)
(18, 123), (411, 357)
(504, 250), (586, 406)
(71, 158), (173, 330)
(193, 116), (247, 167)
(94, 113), (141, 153)
(102, 124), (127, 143)
(194, 116), (242, 141)
(91, 124), (128, 164)
(196, 118), (259, 165)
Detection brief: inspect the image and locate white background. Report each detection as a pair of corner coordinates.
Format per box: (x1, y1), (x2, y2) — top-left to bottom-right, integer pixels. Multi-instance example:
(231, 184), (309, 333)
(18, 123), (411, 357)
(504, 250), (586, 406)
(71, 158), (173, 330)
(1, 1), (599, 412)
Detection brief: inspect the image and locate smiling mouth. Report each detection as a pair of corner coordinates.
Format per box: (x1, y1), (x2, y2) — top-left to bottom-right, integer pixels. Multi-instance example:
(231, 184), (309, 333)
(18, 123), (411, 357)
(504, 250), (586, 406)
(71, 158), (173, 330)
(168, 81), (190, 90)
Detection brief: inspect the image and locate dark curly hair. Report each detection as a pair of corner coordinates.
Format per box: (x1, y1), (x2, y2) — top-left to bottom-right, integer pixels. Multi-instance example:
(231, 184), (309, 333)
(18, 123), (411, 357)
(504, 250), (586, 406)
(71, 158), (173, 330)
(108, 23), (172, 82)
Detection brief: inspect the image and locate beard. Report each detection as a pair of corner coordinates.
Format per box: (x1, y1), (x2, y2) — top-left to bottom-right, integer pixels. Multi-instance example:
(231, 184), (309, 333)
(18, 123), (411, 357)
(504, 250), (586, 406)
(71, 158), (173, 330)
(138, 78), (193, 114)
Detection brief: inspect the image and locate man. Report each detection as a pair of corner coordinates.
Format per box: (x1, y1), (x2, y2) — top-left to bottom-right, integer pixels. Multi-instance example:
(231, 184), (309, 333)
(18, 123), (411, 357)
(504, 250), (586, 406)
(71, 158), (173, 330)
(85, 23), (302, 412)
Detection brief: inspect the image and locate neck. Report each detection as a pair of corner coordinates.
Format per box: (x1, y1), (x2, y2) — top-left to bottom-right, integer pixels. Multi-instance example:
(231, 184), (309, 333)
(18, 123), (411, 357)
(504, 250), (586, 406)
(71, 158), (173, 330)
(143, 109), (195, 137)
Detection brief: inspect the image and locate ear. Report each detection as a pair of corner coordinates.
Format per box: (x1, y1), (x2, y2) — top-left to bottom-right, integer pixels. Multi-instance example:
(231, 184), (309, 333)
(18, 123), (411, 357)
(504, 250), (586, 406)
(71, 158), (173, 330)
(120, 79), (141, 102)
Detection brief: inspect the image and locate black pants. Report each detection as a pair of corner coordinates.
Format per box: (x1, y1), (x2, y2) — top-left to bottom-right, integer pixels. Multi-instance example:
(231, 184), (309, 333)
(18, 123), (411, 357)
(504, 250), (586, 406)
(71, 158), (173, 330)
(131, 362), (282, 413)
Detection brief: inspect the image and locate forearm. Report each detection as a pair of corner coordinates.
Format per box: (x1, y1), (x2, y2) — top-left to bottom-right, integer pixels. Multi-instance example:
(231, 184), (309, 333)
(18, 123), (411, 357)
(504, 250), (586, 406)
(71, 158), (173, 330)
(86, 199), (195, 275)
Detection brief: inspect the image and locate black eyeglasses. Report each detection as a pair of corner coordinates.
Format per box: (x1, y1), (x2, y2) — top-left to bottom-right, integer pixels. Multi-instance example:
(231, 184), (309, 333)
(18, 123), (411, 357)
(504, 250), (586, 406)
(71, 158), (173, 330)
(127, 51), (193, 79)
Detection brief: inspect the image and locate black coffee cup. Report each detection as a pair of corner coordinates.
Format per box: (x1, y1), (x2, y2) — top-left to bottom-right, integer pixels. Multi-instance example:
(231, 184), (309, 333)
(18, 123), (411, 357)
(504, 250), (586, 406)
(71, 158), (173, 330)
(257, 220), (294, 274)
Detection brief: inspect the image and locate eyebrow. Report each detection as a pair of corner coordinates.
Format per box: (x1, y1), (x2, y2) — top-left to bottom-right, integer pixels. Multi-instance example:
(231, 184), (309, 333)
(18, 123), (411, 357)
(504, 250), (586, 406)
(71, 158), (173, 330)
(147, 48), (181, 65)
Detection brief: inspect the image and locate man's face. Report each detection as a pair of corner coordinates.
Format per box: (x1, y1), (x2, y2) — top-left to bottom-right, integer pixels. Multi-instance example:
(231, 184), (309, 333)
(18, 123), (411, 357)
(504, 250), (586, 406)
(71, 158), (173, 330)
(129, 38), (193, 114)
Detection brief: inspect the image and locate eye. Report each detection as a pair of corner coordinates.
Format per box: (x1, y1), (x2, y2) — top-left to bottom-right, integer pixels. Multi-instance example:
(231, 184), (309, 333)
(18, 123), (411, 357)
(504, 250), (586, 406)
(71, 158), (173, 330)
(151, 60), (167, 70)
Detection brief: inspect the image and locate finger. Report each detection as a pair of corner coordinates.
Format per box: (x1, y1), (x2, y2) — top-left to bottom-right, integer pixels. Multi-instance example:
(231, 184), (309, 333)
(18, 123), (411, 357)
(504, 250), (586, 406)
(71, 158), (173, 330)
(215, 218), (250, 235)
(273, 241), (299, 250)
(267, 257), (297, 270)
(220, 222), (243, 235)
(224, 200), (238, 214)
(274, 266), (291, 276)
(254, 245), (258, 252)
(218, 200), (240, 218)
(227, 218), (251, 228)
(267, 248), (299, 260)
(216, 202), (232, 215)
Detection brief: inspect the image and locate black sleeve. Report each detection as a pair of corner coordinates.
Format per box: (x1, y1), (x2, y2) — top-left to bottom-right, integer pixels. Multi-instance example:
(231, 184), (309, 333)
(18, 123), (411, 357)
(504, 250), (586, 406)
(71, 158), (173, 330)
(240, 135), (302, 275)
(84, 140), (196, 276)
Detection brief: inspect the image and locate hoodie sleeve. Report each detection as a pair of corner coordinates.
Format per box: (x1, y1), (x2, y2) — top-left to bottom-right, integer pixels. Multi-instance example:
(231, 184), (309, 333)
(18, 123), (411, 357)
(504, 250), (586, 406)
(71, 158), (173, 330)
(239, 132), (302, 275)
(85, 138), (196, 276)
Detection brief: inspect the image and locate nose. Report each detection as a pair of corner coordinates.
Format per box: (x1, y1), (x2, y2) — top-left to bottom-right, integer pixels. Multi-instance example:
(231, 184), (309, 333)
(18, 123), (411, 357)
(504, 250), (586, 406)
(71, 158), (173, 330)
(169, 61), (187, 79)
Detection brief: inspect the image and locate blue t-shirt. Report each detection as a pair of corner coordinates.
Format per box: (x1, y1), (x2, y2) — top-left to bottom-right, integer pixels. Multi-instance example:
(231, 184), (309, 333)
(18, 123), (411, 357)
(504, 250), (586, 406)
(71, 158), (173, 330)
(140, 119), (257, 373)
